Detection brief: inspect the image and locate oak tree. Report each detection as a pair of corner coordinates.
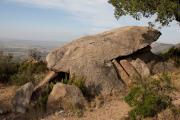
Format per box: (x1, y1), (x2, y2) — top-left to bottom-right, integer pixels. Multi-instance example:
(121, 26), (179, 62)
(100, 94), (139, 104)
(108, 0), (179, 26)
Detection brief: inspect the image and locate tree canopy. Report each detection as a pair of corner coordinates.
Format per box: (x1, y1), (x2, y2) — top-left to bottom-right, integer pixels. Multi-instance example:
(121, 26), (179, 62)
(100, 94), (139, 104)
(108, 0), (180, 26)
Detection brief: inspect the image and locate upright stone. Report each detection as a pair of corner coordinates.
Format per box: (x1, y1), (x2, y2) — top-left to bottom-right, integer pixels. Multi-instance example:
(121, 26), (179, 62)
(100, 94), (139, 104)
(12, 82), (34, 113)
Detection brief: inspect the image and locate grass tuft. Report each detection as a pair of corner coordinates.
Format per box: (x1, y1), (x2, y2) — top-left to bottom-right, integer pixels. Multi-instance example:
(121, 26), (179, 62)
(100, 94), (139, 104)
(62, 75), (88, 97)
(125, 73), (173, 120)
(159, 47), (180, 67)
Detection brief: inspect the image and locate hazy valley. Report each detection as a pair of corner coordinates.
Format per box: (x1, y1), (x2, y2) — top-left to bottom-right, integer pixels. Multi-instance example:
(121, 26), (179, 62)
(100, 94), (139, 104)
(0, 39), (67, 59)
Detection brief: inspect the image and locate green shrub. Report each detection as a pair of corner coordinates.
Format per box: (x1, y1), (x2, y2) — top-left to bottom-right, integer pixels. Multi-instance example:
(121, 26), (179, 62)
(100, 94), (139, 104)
(0, 53), (18, 83)
(17, 61), (47, 74)
(68, 76), (86, 93)
(62, 75), (87, 96)
(159, 47), (180, 67)
(10, 71), (34, 86)
(0, 51), (47, 85)
(124, 87), (144, 107)
(125, 73), (173, 120)
(128, 94), (171, 119)
(35, 83), (54, 112)
(10, 61), (47, 86)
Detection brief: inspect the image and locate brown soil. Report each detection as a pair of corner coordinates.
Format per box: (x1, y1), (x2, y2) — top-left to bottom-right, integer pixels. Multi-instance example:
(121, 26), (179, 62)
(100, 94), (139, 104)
(0, 83), (130, 120)
(0, 69), (179, 120)
(0, 84), (17, 112)
(42, 98), (130, 120)
(171, 70), (180, 90)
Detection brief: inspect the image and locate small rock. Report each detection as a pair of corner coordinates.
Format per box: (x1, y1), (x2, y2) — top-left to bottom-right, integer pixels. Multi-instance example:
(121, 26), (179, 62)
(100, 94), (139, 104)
(0, 108), (8, 115)
(172, 99), (180, 107)
(12, 82), (34, 113)
(0, 109), (3, 114)
(59, 110), (64, 114)
(47, 83), (87, 112)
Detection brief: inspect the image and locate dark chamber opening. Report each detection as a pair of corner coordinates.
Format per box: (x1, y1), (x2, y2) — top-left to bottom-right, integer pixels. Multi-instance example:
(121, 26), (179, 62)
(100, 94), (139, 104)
(52, 72), (70, 83)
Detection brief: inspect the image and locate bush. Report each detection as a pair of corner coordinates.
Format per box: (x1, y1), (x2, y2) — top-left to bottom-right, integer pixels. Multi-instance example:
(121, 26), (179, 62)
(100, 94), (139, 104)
(0, 51), (47, 85)
(0, 53), (18, 83)
(10, 61), (47, 85)
(35, 83), (54, 112)
(159, 47), (180, 67)
(28, 48), (43, 61)
(125, 73), (173, 120)
(62, 75), (87, 96)
(10, 71), (34, 86)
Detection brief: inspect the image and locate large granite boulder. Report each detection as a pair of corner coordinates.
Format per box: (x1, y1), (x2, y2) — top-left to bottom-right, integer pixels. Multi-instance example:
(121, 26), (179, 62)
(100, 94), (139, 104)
(45, 26), (161, 96)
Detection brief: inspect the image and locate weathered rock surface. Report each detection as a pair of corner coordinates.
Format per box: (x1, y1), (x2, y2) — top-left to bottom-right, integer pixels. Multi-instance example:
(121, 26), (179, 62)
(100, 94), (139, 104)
(46, 26), (161, 95)
(112, 58), (150, 86)
(47, 83), (87, 112)
(119, 60), (140, 78)
(112, 59), (137, 86)
(12, 82), (34, 113)
(130, 58), (150, 78)
(112, 59), (131, 85)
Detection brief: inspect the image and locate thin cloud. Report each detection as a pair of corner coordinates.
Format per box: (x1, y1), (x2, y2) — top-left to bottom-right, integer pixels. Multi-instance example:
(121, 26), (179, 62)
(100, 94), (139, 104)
(3, 0), (180, 44)
(5, 0), (118, 32)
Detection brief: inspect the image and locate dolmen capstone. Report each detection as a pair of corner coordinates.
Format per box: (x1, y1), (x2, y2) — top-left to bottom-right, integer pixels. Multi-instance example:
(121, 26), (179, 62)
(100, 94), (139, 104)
(44, 26), (161, 95)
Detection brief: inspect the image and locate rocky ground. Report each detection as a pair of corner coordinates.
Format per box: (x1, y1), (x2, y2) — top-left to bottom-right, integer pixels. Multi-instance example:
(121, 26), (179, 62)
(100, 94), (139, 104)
(0, 69), (179, 120)
(0, 84), (17, 115)
(42, 97), (130, 120)
(0, 85), (130, 120)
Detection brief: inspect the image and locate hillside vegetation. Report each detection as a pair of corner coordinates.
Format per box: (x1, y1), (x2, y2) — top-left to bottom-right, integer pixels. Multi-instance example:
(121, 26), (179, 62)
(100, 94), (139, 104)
(0, 52), (47, 85)
(124, 73), (179, 120)
(123, 46), (180, 120)
(159, 46), (180, 67)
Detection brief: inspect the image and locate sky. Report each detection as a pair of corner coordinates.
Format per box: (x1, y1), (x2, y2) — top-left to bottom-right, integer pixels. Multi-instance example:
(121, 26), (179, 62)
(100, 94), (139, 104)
(0, 0), (180, 44)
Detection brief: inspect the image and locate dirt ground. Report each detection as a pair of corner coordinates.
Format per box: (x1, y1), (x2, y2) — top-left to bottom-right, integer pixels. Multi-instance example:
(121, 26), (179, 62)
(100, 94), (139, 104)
(0, 70), (179, 120)
(0, 83), (130, 120)
(0, 84), (17, 113)
(41, 98), (130, 120)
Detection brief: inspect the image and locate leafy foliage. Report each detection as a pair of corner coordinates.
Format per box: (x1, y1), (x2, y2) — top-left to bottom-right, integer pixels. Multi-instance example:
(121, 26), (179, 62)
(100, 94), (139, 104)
(0, 53), (18, 83)
(10, 61), (47, 85)
(125, 73), (173, 119)
(159, 46), (180, 67)
(108, 0), (179, 26)
(0, 52), (47, 85)
(28, 48), (43, 61)
(35, 83), (54, 112)
(61, 75), (88, 97)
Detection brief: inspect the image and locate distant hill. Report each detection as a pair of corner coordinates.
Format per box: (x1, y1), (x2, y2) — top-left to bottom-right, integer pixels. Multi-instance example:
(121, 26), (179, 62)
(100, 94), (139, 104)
(175, 43), (180, 49)
(0, 39), (67, 51)
(151, 42), (174, 54)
